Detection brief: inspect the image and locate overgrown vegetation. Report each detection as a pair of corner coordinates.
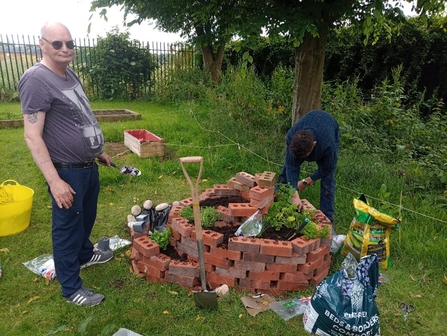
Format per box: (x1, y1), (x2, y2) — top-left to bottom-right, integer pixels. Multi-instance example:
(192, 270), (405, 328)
(79, 28), (155, 100)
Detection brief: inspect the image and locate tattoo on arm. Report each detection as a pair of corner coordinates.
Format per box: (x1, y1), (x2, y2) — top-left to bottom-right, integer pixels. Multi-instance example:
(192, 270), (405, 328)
(27, 113), (38, 124)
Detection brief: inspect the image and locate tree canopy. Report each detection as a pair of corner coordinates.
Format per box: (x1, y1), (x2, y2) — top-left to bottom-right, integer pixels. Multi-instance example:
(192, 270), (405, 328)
(90, 0), (446, 123)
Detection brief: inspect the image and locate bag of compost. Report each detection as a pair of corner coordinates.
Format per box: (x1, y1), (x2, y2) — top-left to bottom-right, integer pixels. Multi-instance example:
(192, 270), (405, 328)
(303, 254), (380, 336)
(341, 194), (400, 269)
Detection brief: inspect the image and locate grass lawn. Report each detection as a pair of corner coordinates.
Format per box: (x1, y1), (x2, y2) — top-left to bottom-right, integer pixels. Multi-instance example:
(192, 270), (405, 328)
(0, 101), (447, 335)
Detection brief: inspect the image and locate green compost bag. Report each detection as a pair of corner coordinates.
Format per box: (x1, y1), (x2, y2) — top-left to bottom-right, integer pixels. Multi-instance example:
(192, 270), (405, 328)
(303, 255), (380, 336)
(342, 194), (401, 269)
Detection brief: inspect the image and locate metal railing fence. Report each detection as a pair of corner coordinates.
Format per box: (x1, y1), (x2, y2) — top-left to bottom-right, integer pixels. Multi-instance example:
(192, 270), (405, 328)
(0, 34), (196, 99)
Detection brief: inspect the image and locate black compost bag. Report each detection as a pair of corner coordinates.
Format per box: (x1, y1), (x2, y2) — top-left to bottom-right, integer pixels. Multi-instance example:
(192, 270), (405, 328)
(149, 205), (172, 232)
(303, 254), (380, 336)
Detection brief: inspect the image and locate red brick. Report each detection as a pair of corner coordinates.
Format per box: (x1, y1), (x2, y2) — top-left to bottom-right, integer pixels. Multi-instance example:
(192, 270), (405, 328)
(249, 194), (274, 209)
(179, 198), (193, 207)
(199, 189), (215, 202)
(314, 255), (332, 276)
(258, 171), (276, 188)
(168, 260), (200, 277)
(234, 260), (266, 272)
(138, 261), (165, 278)
(227, 178), (250, 192)
(235, 172), (257, 187)
(228, 203), (257, 217)
(243, 251), (274, 264)
(307, 245), (330, 263)
(281, 271), (311, 283)
(210, 246), (242, 261)
(249, 279), (272, 291)
(207, 271), (236, 287)
(249, 186), (274, 201)
(169, 236), (177, 247)
(260, 239), (293, 257)
(297, 257), (324, 275)
(310, 266), (330, 287)
(131, 259), (144, 277)
(275, 253), (307, 265)
(204, 252), (230, 268)
(130, 248), (142, 261)
(265, 263), (297, 273)
(146, 275), (165, 284)
(240, 191), (251, 201)
(176, 242), (198, 259)
(213, 184), (241, 196)
(277, 281), (309, 291)
(248, 270), (280, 281)
(133, 236), (160, 258)
(228, 237), (260, 253)
(291, 237), (321, 255)
(315, 210), (332, 224)
(164, 272), (199, 288)
(170, 217), (193, 237)
(216, 205), (237, 224)
(148, 254), (171, 271)
(202, 230), (224, 247)
(301, 199), (317, 210)
(168, 205), (184, 223)
(170, 226), (181, 241)
(215, 266), (247, 279)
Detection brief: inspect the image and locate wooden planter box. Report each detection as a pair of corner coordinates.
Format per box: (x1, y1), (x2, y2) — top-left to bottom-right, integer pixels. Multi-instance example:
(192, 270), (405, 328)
(124, 129), (164, 157)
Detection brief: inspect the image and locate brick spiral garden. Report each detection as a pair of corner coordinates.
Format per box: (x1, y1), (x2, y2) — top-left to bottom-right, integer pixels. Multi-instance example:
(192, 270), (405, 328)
(129, 171), (333, 296)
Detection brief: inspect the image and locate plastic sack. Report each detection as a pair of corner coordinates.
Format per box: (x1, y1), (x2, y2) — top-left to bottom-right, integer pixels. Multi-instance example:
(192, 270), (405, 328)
(270, 297), (310, 321)
(303, 254), (380, 336)
(23, 254), (56, 280)
(149, 205), (172, 232)
(341, 194), (400, 269)
(235, 209), (263, 237)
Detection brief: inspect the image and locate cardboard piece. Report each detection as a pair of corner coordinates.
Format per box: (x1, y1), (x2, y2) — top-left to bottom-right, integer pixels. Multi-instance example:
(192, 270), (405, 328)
(240, 294), (276, 317)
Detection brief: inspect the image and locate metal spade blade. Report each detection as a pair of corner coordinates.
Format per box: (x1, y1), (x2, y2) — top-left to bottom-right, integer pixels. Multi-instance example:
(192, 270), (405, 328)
(110, 162), (141, 176)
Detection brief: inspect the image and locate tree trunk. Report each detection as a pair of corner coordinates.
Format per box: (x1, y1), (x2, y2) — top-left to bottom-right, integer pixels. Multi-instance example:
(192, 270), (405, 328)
(291, 28), (328, 125)
(201, 43), (225, 83)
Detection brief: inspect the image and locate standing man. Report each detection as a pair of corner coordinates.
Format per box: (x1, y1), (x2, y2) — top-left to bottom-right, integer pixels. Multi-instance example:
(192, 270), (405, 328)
(278, 110), (340, 228)
(18, 22), (113, 306)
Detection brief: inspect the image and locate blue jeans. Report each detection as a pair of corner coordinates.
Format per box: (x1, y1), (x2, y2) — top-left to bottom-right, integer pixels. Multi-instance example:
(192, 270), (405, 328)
(49, 163), (99, 297)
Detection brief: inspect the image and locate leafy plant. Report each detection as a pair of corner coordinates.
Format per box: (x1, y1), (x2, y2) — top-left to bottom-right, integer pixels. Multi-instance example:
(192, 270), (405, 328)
(301, 221), (319, 239)
(179, 206), (221, 227)
(318, 224), (331, 239)
(180, 206), (194, 221)
(200, 207), (221, 228)
(150, 227), (172, 250)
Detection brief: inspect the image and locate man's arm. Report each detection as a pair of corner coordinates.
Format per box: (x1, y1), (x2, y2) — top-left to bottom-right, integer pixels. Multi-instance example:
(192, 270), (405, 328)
(23, 111), (76, 209)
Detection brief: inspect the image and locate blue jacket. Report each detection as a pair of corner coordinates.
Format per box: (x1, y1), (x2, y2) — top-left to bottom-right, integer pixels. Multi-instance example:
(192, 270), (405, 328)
(283, 110), (340, 189)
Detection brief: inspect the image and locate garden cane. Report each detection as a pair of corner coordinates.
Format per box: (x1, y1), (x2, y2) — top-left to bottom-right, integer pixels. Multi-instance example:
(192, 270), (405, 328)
(180, 156), (218, 310)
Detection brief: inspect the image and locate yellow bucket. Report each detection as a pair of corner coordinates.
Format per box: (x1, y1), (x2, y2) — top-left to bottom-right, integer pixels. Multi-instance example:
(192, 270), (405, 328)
(0, 180), (34, 236)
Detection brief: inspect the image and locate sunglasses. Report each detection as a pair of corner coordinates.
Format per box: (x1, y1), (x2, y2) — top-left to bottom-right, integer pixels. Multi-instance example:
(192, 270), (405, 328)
(41, 37), (75, 50)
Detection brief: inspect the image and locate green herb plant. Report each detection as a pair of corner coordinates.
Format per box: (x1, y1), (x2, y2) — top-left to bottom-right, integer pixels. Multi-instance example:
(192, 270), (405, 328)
(150, 227), (172, 250)
(179, 206), (221, 228)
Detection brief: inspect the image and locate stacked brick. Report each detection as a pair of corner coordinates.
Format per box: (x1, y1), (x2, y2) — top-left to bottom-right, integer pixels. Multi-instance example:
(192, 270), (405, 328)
(129, 171), (333, 296)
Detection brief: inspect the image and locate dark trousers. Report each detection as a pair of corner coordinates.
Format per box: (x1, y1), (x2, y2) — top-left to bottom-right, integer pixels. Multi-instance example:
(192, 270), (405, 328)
(49, 164), (99, 297)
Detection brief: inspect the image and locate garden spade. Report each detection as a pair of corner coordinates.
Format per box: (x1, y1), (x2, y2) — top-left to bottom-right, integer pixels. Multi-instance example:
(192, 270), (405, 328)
(180, 156), (218, 310)
(98, 159), (141, 176)
(110, 161), (141, 176)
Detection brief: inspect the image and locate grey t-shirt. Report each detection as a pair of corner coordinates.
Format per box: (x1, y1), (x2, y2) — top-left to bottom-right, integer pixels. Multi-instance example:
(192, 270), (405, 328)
(18, 63), (104, 163)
